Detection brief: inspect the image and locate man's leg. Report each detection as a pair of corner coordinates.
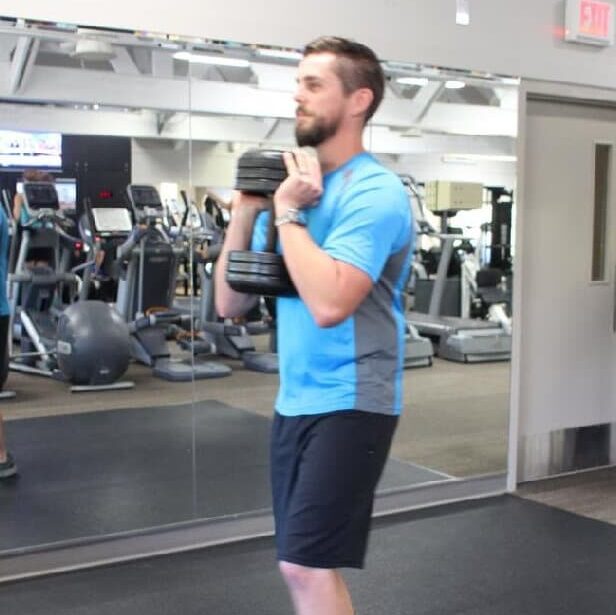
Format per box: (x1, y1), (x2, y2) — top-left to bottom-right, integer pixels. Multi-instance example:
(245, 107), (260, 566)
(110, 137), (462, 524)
(279, 561), (353, 615)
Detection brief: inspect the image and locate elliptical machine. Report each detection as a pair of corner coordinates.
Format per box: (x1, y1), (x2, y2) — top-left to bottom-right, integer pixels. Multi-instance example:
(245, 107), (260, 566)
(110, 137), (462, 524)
(117, 184), (231, 381)
(78, 199), (134, 302)
(8, 181), (133, 391)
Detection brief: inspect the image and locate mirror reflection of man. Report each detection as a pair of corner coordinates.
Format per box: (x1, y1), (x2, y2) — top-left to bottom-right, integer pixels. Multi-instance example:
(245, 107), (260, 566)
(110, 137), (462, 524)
(215, 36), (414, 614)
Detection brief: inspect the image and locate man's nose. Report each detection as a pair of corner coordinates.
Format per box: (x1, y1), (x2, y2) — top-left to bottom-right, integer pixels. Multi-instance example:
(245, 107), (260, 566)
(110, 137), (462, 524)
(294, 84), (306, 104)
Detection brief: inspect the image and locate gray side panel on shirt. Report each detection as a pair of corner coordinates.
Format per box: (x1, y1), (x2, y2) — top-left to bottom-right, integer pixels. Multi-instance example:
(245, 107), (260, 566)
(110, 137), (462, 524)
(354, 244), (411, 414)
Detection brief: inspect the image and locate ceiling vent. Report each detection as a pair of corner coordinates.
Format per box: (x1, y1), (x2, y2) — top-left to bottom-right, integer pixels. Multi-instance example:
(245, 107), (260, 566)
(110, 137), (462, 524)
(71, 38), (116, 61)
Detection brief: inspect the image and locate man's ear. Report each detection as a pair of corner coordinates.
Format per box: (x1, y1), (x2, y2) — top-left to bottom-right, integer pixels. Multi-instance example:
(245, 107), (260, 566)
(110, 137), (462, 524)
(349, 87), (374, 120)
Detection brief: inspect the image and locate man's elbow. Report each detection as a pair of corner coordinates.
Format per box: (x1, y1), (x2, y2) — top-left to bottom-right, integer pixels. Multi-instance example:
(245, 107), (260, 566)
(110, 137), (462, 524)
(312, 303), (350, 328)
(215, 296), (237, 319)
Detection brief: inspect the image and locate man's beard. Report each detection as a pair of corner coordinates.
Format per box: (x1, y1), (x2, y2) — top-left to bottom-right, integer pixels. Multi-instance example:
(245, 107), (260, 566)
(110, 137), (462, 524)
(295, 113), (340, 147)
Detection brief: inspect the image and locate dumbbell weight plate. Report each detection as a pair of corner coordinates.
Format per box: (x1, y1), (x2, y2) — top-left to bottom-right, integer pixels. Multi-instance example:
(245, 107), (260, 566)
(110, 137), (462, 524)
(227, 272), (296, 297)
(236, 168), (288, 180)
(228, 250), (284, 265)
(234, 177), (285, 195)
(237, 149), (287, 170)
(226, 250), (296, 297)
(227, 261), (289, 276)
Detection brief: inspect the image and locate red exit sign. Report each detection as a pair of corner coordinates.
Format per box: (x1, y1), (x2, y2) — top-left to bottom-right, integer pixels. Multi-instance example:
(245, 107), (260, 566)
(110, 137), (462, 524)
(566, 0), (614, 45)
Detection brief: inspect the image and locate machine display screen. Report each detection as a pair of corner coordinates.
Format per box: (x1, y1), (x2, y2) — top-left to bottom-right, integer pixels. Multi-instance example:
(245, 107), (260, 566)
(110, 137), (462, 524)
(92, 207), (133, 233)
(23, 183), (59, 210)
(55, 178), (77, 212)
(18, 178), (76, 212)
(130, 186), (162, 209)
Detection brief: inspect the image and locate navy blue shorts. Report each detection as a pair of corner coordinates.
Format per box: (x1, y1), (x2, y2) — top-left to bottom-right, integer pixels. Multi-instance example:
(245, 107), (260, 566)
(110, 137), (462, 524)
(270, 410), (398, 569)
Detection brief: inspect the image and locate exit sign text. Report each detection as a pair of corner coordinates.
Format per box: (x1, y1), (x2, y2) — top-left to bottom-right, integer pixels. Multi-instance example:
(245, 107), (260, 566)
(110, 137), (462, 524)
(565, 0), (615, 45)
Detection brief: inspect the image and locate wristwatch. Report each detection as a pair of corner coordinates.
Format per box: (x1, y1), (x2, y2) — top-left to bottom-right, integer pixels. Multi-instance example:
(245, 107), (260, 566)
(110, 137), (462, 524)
(274, 208), (306, 227)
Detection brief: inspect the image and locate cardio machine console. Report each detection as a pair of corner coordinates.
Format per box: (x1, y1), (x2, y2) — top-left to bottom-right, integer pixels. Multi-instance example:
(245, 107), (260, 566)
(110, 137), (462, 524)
(91, 207), (133, 238)
(126, 185), (164, 223)
(22, 181), (60, 215)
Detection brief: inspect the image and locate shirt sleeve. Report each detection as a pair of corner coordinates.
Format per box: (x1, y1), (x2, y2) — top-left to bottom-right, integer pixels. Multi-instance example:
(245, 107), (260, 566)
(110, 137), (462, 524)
(250, 210), (270, 252)
(321, 180), (410, 282)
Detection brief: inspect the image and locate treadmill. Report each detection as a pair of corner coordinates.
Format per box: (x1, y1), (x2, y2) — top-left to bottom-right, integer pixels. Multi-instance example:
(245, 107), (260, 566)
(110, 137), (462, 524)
(404, 322), (434, 368)
(406, 180), (511, 363)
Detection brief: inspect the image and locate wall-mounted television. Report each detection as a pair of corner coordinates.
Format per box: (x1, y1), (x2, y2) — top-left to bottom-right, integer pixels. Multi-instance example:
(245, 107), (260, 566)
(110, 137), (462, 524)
(0, 130), (62, 168)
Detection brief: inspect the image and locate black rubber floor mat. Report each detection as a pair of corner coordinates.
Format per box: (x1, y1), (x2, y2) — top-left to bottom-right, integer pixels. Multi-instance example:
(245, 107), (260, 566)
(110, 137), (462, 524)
(0, 401), (443, 552)
(1, 496), (615, 614)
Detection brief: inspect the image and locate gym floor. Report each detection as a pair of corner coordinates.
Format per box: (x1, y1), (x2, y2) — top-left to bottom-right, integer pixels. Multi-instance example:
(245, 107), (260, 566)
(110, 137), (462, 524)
(2, 333), (615, 613)
(1, 484), (615, 614)
(0, 340), (509, 553)
(2, 349), (510, 478)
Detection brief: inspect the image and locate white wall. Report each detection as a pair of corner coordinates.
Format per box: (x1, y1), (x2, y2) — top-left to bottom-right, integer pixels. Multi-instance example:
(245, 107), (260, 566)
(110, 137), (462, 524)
(131, 139), (239, 189)
(382, 154), (516, 191)
(4, 1), (616, 90)
(131, 140), (517, 197)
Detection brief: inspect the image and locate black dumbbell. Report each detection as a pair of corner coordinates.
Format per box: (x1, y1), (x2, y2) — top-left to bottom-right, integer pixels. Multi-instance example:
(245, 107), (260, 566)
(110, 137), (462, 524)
(226, 149), (297, 297)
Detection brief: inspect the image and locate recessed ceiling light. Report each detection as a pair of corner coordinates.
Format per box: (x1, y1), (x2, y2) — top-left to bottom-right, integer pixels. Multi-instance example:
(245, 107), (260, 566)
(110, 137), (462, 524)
(444, 80), (466, 90)
(442, 154), (517, 163)
(256, 48), (302, 61)
(396, 77), (429, 87)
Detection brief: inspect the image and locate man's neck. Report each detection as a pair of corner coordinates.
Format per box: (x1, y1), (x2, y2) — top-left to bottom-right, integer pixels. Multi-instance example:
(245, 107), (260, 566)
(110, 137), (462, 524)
(317, 131), (365, 175)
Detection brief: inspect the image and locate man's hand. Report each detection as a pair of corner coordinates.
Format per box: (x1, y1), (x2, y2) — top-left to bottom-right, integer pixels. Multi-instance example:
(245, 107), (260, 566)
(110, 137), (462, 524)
(230, 190), (270, 214)
(274, 150), (323, 217)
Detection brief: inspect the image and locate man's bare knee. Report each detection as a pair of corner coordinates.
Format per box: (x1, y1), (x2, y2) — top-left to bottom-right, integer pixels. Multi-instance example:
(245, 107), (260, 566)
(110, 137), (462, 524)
(279, 561), (330, 590)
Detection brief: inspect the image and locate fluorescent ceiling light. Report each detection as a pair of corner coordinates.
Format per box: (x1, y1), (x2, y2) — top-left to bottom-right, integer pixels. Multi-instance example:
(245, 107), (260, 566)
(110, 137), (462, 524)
(173, 51), (250, 68)
(456, 0), (470, 26)
(256, 48), (302, 61)
(442, 154), (517, 164)
(396, 77), (429, 87)
(444, 80), (466, 89)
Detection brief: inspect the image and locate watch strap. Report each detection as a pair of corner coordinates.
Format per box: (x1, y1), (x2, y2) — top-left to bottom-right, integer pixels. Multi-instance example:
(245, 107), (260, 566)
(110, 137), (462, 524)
(274, 208), (306, 227)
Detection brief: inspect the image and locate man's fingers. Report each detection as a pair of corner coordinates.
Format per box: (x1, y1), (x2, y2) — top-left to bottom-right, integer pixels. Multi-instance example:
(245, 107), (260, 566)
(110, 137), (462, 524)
(283, 151), (299, 176)
(292, 149), (320, 180)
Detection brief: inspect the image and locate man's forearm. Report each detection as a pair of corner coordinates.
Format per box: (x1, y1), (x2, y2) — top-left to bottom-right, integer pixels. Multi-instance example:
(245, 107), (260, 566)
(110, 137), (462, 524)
(214, 206), (260, 318)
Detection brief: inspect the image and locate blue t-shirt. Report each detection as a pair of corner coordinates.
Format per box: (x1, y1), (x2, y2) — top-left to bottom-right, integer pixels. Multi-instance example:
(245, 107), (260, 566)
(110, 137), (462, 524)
(252, 152), (414, 417)
(0, 209), (10, 316)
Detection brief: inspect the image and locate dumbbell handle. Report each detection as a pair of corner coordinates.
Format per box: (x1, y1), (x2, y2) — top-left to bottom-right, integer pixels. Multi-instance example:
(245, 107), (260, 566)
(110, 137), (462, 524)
(265, 201), (277, 253)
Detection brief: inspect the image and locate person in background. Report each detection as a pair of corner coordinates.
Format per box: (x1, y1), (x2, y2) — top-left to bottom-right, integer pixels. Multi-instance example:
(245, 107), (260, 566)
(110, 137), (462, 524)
(12, 169), (56, 268)
(215, 36), (413, 614)
(0, 204), (17, 479)
(12, 169), (54, 223)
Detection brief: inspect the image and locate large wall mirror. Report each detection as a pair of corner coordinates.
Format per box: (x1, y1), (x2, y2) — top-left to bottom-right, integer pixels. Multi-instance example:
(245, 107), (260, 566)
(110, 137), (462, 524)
(0, 16), (517, 559)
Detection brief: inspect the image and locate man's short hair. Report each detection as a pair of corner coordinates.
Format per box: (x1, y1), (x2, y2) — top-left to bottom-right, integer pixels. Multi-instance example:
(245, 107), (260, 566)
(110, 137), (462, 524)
(303, 36), (385, 124)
